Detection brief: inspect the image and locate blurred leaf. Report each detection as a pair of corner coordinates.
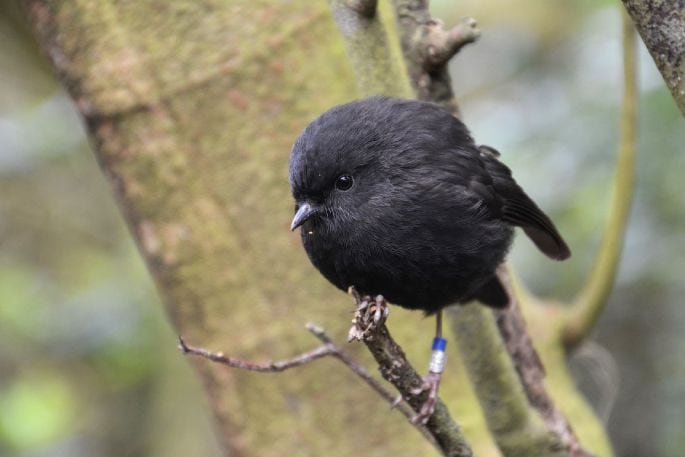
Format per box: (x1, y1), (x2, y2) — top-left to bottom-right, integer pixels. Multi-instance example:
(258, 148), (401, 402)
(0, 374), (77, 451)
(89, 324), (159, 391)
(0, 266), (48, 338)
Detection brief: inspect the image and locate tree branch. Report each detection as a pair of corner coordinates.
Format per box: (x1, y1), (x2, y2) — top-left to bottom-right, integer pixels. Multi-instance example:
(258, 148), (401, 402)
(495, 269), (592, 457)
(328, 0), (412, 97)
(357, 322), (474, 457)
(179, 323), (438, 448)
(390, 0), (479, 117)
(563, 10), (638, 349)
(622, 0), (685, 116)
(178, 333), (336, 372)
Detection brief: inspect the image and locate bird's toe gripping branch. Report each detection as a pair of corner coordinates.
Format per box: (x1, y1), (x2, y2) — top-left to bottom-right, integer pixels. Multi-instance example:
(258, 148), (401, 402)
(410, 337), (447, 424)
(348, 286), (390, 342)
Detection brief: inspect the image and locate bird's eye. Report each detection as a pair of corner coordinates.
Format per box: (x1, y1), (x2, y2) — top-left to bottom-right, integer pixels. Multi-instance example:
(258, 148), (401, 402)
(335, 175), (354, 191)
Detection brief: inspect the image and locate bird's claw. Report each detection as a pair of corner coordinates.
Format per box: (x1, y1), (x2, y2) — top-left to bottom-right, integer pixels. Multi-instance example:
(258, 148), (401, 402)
(347, 286), (389, 342)
(410, 371), (442, 425)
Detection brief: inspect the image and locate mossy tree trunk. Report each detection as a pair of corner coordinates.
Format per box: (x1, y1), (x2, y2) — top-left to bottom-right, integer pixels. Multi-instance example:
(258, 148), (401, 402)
(23, 1), (614, 455)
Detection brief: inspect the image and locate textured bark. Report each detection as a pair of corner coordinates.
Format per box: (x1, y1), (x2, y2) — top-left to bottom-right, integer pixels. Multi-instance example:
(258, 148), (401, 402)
(328, 0), (412, 98)
(23, 1), (615, 456)
(493, 272), (590, 457)
(622, 0), (685, 115)
(359, 323), (473, 456)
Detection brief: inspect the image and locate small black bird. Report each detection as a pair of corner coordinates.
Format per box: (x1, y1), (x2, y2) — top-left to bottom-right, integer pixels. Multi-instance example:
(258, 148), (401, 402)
(288, 96), (570, 421)
(290, 96), (569, 310)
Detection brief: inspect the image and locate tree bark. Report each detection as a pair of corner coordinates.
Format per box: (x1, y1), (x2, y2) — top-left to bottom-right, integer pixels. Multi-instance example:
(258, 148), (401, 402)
(622, 0), (685, 116)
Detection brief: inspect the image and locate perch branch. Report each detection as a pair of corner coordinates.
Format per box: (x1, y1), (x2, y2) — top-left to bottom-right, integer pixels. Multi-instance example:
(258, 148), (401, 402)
(621, 0), (685, 116)
(352, 321), (474, 456)
(564, 11), (637, 349)
(345, 287), (472, 455)
(179, 324), (437, 447)
(391, 0), (480, 116)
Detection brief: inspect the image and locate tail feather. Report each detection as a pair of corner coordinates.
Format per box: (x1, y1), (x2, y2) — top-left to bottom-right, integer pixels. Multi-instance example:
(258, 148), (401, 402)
(503, 194), (571, 260)
(478, 144), (571, 261)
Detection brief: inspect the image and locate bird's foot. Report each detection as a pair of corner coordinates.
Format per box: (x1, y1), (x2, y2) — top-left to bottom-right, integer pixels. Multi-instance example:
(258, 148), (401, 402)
(410, 371), (442, 425)
(347, 286), (389, 342)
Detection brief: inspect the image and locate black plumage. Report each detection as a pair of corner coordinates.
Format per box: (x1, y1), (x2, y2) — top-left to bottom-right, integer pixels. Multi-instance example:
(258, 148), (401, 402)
(289, 96), (570, 314)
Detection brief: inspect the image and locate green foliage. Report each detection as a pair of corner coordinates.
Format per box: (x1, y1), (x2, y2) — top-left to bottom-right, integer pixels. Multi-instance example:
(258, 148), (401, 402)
(0, 374), (76, 451)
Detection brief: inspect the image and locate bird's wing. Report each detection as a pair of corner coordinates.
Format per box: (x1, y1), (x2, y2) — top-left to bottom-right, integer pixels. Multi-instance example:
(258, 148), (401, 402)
(470, 145), (571, 260)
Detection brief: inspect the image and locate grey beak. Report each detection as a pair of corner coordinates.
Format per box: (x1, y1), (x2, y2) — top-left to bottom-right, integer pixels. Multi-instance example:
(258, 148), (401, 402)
(290, 202), (318, 231)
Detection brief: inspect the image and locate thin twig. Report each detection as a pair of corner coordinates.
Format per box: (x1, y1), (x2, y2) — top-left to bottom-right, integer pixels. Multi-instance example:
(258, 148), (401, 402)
(305, 323), (437, 447)
(179, 336), (336, 372)
(179, 324), (438, 449)
(563, 10), (637, 349)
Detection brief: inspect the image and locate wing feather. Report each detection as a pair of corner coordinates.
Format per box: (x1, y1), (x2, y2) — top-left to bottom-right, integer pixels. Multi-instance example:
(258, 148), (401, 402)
(472, 145), (571, 260)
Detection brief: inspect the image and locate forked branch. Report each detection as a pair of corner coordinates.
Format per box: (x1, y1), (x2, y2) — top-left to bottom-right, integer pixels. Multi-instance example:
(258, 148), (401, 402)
(179, 323), (438, 448)
(391, 0), (479, 116)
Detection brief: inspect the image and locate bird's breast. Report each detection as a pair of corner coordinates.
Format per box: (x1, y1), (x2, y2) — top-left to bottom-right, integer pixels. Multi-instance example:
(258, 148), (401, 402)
(300, 211), (513, 312)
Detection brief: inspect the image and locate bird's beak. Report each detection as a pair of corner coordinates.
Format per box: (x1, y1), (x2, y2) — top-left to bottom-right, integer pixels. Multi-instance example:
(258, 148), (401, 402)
(290, 202), (319, 231)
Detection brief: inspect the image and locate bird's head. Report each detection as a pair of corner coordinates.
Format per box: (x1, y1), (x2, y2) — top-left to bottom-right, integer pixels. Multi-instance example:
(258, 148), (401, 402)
(288, 100), (392, 235)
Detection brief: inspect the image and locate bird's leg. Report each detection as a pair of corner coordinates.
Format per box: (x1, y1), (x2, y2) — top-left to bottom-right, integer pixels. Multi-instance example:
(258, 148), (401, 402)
(411, 311), (447, 424)
(347, 286), (389, 342)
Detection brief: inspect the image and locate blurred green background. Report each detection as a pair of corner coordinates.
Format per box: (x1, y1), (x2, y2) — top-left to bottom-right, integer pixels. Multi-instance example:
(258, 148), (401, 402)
(0, 1), (682, 456)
